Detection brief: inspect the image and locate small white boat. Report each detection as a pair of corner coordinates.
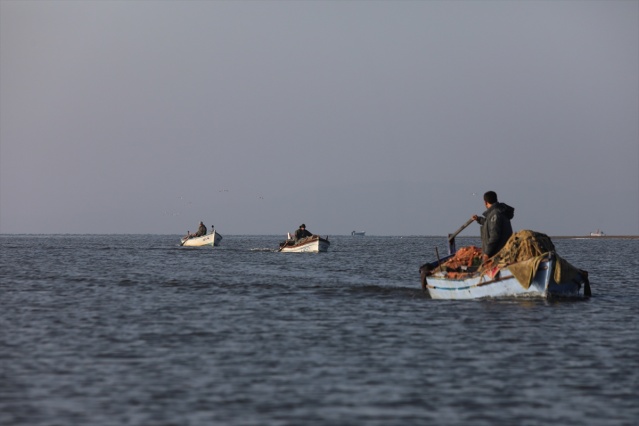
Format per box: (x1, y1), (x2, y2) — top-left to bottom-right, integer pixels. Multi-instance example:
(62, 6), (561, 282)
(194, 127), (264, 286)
(279, 234), (330, 253)
(351, 231), (366, 236)
(590, 230), (605, 237)
(180, 229), (223, 247)
(420, 229), (590, 300)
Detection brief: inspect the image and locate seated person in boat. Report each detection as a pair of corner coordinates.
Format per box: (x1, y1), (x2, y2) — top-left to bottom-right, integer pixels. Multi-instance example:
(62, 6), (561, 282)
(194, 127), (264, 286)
(187, 221), (207, 238)
(295, 224), (313, 242)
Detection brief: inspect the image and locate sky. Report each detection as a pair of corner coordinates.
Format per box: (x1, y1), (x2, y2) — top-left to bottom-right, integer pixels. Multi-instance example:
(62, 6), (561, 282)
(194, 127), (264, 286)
(1, 0), (638, 236)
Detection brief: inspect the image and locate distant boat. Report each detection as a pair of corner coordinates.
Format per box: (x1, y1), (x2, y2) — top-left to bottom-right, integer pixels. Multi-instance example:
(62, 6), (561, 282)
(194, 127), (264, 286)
(180, 228), (223, 247)
(351, 231), (365, 236)
(279, 234), (330, 253)
(590, 230), (605, 237)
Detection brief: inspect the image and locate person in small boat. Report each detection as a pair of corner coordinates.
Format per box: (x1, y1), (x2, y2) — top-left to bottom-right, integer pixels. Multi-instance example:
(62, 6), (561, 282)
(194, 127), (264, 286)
(471, 191), (514, 261)
(294, 224), (313, 242)
(185, 221), (207, 239)
(195, 221), (207, 237)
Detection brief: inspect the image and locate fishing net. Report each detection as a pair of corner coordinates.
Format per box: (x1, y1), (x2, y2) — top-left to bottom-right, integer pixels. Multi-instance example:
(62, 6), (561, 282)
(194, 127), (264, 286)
(491, 230), (583, 288)
(437, 246), (483, 279)
(493, 230), (555, 264)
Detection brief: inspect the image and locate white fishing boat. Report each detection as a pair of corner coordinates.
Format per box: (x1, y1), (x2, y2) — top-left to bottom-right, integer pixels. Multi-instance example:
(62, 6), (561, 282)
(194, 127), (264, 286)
(180, 229), (223, 247)
(590, 229), (605, 237)
(279, 234), (330, 253)
(351, 231), (366, 236)
(420, 227), (590, 300)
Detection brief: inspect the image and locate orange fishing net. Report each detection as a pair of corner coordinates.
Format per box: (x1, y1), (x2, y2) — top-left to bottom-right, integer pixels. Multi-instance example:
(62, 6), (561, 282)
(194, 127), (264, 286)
(437, 245), (483, 279)
(444, 246), (483, 268)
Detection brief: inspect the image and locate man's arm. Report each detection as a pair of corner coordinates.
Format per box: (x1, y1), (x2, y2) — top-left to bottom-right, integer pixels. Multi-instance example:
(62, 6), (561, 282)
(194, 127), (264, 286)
(472, 214), (485, 225)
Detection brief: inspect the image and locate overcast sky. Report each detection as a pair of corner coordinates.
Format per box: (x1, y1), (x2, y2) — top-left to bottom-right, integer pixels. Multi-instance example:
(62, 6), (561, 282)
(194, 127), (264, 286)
(1, 0), (637, 236)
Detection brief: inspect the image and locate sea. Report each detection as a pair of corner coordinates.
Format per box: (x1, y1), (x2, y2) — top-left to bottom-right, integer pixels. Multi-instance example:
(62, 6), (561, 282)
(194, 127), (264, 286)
(1, 234), (638, 426)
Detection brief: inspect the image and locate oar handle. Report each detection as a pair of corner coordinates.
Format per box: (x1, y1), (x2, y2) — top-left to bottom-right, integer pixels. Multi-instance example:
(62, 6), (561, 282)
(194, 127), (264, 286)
(448, 218), (475, 243)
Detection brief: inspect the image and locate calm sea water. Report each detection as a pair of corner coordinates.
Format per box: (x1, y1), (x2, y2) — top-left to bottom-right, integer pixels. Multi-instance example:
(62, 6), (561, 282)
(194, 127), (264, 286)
(1, 234), (638, 426)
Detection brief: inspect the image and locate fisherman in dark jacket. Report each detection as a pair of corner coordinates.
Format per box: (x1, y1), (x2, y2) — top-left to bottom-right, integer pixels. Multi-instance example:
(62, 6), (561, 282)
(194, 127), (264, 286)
(295, 224), (313, 242)
(194, 221), (207, 237)
(472, 191), (514, 260)
(183, 221), (207, 241)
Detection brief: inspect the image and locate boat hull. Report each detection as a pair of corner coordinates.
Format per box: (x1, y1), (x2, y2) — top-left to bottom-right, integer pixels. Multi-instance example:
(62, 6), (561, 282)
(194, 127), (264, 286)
(279, 236), (330, 253)
(180, 231), (223, 247)
(423, 256), (587, 300)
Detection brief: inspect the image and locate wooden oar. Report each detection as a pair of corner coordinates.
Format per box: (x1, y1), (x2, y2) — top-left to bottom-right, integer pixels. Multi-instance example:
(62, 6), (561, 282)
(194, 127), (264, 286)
(180, 231), (191, 246)
(278, 232), (293, 252)
(449, 218), (475, 243)
(448, 217), (475, 254)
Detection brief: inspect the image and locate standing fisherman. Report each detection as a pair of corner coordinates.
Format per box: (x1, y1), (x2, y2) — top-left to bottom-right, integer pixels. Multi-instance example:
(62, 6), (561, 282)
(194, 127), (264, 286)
(471, 191), (514, 261)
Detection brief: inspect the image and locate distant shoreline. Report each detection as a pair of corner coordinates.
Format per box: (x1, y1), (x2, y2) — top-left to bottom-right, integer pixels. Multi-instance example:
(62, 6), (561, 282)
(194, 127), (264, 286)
(551, 235), (639, 239)
(0, 234), (638, 239)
